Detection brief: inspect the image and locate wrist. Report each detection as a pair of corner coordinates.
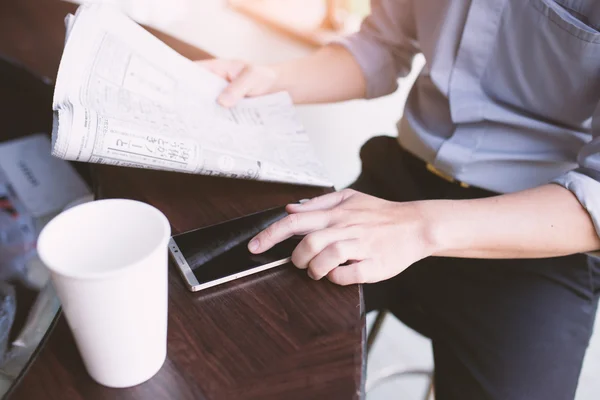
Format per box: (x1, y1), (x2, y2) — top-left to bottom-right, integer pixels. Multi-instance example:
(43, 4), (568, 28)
(392, 200), (448, 258)
(417, 199), (467, 257)
(266, 63), (288, 92)
(269, 63), (291, 95)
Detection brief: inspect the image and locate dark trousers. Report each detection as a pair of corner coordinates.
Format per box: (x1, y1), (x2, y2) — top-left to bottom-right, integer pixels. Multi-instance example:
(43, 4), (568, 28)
(351, 136), (600, 400)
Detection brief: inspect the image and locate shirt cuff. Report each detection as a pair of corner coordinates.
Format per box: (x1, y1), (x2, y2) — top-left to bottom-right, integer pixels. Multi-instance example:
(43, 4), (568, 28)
(331, 33), (399, 99)
(552, 170), (600, 250)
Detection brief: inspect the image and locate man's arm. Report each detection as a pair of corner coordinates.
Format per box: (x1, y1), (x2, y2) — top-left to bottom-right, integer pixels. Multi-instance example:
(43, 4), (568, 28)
(246, 184), (600, 285)
(273, 0), (420, 104)
(269, 45), (366, 104)
(426, 184), (600, 259)
(200, 0), (419, 106)
(422, 100), (600, 259)
(198, 44), (365, 106)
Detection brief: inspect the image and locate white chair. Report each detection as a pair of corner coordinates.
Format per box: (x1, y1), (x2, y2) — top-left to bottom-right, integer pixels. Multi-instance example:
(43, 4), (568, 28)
(366, 310), (435, 399)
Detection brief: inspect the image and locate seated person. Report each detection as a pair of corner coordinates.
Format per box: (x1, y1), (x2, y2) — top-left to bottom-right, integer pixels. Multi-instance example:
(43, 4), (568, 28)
(198, 1), (600, 398)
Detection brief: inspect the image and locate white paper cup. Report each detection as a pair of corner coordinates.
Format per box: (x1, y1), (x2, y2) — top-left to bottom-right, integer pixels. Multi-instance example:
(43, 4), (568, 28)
(37, 199), (171, 388)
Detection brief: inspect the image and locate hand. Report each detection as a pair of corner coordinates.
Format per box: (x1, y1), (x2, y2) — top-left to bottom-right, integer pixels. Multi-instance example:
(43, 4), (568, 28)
(247, 189), (436, 286)
(196, 59), (279, 107)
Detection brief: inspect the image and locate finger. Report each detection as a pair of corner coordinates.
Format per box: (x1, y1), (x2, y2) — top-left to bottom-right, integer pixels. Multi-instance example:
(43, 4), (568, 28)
(286, 189), (356, 213)
(218, 66), (258, 107)
(195, 59), (244, 81)
(248, 211), (332, 254)
(195, 60), (228, 78)
(307, 239), (364, 280)
(292, 228), (358, 269)
(326, 260), (375, 286)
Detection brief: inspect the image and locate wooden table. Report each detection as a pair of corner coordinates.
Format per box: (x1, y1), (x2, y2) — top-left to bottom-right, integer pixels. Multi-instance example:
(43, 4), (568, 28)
(0, 0), (365, 399)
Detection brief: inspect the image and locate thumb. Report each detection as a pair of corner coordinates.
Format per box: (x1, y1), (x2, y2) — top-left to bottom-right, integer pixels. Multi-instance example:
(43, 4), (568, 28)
(218, 65), (257, 107)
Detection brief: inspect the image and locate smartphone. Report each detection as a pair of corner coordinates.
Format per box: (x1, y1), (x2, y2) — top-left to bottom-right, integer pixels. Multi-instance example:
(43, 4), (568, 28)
(169, 206), (301, 292)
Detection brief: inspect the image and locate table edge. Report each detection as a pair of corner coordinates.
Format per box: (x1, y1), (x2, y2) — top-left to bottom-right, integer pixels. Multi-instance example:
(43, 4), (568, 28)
(4, 308), (63, 399)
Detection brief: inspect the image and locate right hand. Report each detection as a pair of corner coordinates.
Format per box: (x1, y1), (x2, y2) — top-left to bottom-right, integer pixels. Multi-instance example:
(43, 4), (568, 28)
(196, 59), (279, 107)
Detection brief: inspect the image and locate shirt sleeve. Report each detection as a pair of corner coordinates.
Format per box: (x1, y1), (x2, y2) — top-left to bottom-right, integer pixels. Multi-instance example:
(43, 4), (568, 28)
(331, 0), (420, 99)
(552, 101), (600, 240)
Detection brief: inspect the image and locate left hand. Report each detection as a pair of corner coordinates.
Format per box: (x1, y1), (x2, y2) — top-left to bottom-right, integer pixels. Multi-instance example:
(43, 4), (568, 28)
(247, 189), (435, 285)
(195, 59), (280, 107)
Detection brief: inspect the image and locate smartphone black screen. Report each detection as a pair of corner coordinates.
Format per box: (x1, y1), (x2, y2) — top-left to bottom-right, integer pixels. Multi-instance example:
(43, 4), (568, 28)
(170, 206), (301, 285)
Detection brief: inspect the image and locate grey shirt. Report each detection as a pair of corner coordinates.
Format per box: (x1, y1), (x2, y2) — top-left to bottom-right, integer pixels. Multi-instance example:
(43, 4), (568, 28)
(336, 0), (600, 238)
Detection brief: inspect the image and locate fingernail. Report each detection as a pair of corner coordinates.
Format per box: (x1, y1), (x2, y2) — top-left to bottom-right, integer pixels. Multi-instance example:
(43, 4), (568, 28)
(288, 199), (308, 208)
(248, 239), (259, 253)
(307, 270), (317, 280)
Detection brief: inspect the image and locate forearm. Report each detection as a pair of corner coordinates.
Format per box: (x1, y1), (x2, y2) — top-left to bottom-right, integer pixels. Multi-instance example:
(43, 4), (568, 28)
(423, 184), (600, 259)
(270, 44), (366, 104)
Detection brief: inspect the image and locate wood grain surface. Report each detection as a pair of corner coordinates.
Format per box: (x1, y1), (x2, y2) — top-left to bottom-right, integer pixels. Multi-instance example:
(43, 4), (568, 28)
(0, 0), (365, 399)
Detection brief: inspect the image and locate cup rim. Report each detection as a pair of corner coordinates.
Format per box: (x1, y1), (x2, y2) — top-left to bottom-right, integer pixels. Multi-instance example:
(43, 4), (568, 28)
(37, 198), (171, 281)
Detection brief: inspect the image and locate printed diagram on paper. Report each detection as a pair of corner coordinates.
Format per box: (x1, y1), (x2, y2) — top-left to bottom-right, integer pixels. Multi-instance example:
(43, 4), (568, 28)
(52, 5), (331, 187)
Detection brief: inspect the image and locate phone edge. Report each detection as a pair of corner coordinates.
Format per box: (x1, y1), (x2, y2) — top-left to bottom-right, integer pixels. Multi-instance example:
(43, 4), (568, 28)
(192, 257), (292, 292)
(168, 238), (200, 291)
